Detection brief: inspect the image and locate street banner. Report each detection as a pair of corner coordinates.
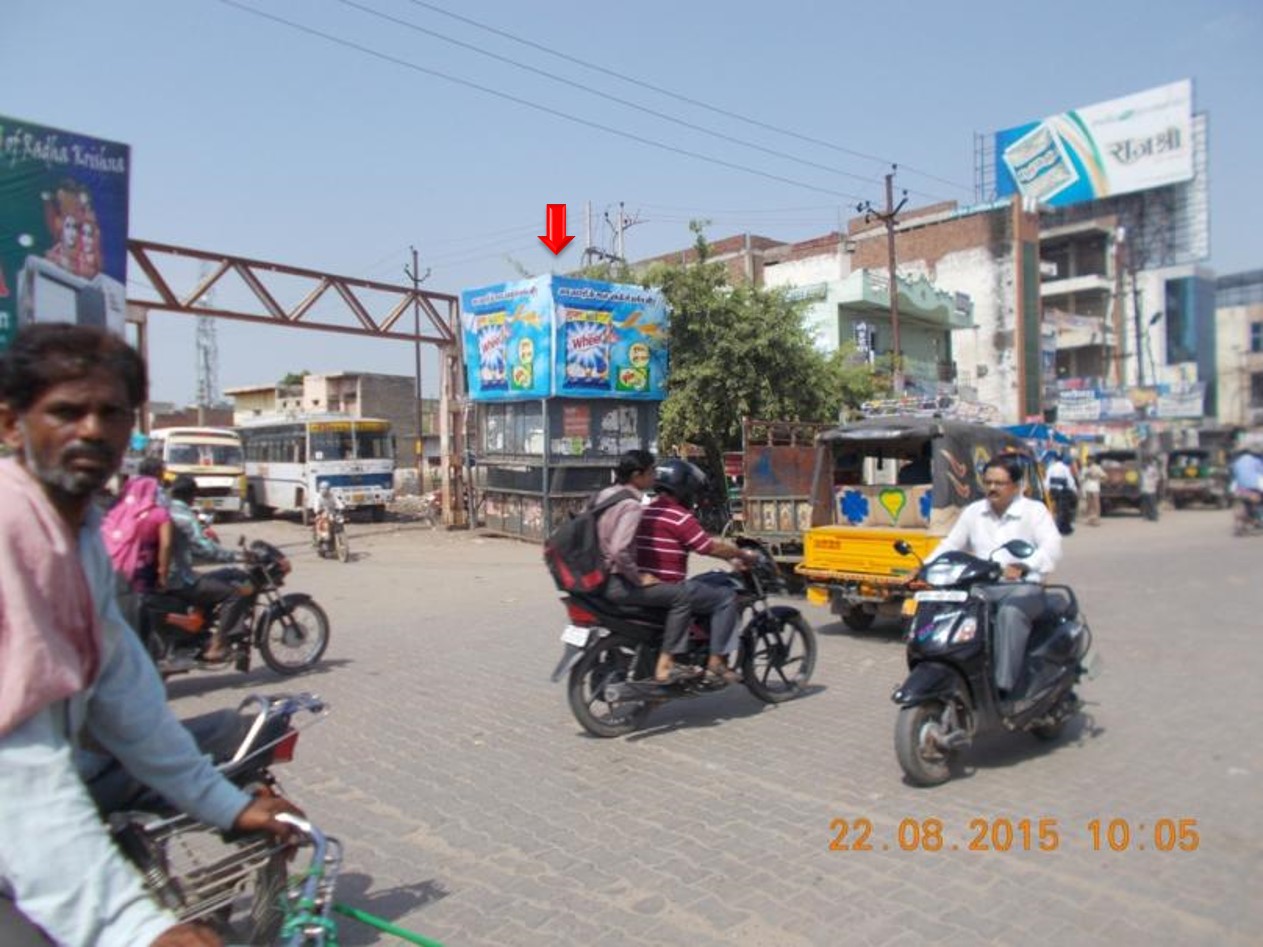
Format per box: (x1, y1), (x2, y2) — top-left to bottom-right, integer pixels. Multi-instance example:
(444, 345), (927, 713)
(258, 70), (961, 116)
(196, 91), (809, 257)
(0, 115), (130, 351)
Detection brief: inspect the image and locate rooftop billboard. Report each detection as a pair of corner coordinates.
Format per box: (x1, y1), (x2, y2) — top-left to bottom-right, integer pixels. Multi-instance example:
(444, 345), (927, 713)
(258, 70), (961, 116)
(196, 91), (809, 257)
(0, 115), (131, 351)
(995, 80), (1193, 207)
(460, 275), (668, 402)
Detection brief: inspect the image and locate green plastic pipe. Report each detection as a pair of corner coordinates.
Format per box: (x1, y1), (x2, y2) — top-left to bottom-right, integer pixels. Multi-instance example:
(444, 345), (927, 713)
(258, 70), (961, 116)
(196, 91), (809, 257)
(332, 902), (446, 946)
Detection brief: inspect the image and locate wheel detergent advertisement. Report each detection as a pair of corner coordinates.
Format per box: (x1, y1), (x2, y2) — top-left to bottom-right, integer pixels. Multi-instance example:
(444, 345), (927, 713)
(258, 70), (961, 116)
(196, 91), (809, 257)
(0, 115), (131, 352)
(460, 275), (668, 402)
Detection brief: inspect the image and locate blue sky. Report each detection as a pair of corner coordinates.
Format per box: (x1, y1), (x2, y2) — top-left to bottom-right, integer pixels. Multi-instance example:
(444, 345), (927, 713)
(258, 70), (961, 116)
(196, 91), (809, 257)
(5, 0), (1260, 404)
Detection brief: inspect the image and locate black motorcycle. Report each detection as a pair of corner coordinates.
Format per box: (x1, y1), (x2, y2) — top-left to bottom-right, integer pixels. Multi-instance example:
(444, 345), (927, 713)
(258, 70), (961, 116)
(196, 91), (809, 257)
(551, 538), (817, 737)
(97, 692), (330, 944)
(890, 538), (1099, 786)
(141, 539), (331, 676)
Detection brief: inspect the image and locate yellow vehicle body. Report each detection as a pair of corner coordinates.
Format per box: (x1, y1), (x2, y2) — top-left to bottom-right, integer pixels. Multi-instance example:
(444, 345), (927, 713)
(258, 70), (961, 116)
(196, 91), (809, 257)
(795, 417), (1042, 629)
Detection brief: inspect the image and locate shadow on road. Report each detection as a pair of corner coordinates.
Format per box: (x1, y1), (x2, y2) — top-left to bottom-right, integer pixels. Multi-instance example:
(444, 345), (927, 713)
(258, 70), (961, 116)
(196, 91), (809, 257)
(623, 683), (828, 742)
(900, 712), (1106, 788)
(164, 658), (353, 701)
(323, 873), (451, 946)
(818, 618), (907, 645)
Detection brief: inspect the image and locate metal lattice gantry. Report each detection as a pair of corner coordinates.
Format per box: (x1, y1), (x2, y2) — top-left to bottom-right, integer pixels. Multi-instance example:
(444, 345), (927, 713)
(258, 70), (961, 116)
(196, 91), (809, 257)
(126, 239), (459, 345)
(125, 239), (470, 527)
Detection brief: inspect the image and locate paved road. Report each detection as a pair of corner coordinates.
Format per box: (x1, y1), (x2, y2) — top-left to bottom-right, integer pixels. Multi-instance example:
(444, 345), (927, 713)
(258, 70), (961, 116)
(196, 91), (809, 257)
(171, 507), (1263, 946)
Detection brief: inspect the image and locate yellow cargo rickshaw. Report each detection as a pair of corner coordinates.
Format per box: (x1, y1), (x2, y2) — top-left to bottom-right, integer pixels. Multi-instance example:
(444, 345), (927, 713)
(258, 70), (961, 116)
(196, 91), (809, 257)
(795, 417), (1046, 630)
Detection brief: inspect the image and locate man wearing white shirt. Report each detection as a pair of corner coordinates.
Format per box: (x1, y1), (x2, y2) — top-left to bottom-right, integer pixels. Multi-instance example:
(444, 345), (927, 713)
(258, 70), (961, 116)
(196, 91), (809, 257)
(929, 455), (1063, 703)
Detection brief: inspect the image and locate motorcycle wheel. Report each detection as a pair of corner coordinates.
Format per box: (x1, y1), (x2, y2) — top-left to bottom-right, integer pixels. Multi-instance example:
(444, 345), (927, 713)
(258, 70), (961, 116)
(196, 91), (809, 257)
(895, 701), (957, 787)
(258, 599), (330, 674)
(567, 637), (649, 738)
(741, 613), (817, 704)
(335, 528), (350, 563)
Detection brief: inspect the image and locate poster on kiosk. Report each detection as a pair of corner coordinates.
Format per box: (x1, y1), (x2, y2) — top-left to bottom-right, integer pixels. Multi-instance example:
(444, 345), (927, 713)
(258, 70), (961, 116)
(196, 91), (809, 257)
(0, 114), (131, 352)
(460, 275), (668, 402)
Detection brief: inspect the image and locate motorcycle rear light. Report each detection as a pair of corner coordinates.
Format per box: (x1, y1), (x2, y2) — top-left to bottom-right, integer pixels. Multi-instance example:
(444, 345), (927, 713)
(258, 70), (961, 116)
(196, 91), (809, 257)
(271, 730), (300, 764)
(565, 602), (598, 625)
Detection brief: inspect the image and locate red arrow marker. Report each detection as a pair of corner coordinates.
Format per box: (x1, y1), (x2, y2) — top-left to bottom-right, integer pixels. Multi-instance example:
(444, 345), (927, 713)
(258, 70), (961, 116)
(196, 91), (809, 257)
(538, 203), (575, 255)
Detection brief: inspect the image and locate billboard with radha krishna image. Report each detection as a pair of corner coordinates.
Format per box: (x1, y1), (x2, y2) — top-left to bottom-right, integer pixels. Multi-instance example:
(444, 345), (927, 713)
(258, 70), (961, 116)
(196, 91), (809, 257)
(995, 80), (1194, 208)
(459, 275), (668, 402)
(0, 115), (130, 351)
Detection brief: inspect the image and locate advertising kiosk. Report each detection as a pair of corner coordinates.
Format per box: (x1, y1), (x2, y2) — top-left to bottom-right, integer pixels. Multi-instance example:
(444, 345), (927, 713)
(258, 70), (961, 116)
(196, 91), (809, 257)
(460, 274), (668, 541)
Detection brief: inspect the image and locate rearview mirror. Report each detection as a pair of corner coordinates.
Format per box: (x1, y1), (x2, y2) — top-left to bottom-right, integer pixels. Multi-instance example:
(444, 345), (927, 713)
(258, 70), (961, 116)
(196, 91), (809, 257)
(1003, 539), (1035, 559)
(893, 540), (913, 556)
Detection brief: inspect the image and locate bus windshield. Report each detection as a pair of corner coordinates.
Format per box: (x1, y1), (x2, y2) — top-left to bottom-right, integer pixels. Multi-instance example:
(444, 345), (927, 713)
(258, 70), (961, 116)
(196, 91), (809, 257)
(356, 428), (394, 460)
(310, 429), (354, 461)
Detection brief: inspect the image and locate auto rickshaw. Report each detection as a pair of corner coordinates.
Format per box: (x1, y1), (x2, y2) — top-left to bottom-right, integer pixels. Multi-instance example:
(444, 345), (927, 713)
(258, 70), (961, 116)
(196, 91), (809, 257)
(795, 417), (1045, 630)
(1165, 448), (1230, 509)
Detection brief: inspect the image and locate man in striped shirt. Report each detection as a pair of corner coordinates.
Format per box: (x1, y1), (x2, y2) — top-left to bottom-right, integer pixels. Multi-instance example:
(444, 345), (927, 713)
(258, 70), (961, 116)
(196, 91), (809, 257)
(636, 459), (757, 685)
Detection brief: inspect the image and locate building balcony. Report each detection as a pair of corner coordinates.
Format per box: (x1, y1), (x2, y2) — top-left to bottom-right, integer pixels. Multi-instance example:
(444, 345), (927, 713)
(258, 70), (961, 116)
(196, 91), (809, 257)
(837, 268), (974, 330)
(1040, 273), (1113, 298)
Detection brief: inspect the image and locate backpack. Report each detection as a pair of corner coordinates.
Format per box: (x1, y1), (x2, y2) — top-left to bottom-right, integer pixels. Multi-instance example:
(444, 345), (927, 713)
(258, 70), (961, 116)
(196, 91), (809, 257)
(543, 489), (635, 593)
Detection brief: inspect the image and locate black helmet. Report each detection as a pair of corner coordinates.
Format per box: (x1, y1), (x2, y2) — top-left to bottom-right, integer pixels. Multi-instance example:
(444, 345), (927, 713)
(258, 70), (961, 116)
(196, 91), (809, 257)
(653, 458), (707, 508)
(170, 474), (198, 503)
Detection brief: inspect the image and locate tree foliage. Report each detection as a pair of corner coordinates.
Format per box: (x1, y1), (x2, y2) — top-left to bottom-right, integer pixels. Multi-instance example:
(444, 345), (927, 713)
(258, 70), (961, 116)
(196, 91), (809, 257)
(583, 224), (879, 477)
(279, 370), (310, 386)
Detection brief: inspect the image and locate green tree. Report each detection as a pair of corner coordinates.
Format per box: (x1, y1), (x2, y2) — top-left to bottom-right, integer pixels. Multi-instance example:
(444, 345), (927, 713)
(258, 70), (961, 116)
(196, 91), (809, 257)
(586, 223), (879, 491)
(279, 370), (310, 386)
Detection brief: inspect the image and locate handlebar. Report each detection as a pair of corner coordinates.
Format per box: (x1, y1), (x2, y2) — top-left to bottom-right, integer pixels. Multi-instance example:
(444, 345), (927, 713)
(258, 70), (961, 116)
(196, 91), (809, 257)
(275, 814), (343, 947)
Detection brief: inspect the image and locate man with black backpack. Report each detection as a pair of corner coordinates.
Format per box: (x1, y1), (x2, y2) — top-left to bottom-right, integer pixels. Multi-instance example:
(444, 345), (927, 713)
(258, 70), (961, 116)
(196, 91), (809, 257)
(593, 450), (699, 683)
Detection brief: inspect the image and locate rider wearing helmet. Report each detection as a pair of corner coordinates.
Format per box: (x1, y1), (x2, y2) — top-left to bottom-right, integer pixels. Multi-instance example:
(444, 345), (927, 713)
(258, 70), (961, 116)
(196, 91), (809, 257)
(635, 458), (758, 686)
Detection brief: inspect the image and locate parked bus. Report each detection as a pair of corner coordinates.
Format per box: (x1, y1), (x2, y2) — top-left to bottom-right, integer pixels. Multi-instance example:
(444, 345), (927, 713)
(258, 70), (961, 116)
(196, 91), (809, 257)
(146, 427), (246, 517)
(236, 415), (395, 521)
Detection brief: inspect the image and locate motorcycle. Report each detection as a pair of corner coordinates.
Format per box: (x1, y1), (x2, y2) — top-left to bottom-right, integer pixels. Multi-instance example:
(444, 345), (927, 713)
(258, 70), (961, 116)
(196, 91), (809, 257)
(140, 539), (331, 677)
(313, 509), (350, 562)
(96, 692), (330, 944)
(890, 538), (1100, 786)
(1232, 495), (1263, 536)
(551, 538), (817, 737)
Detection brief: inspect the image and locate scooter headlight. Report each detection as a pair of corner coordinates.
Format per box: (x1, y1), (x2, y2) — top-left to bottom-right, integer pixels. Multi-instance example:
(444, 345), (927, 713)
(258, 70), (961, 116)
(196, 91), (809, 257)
(924, 560), (969, 587)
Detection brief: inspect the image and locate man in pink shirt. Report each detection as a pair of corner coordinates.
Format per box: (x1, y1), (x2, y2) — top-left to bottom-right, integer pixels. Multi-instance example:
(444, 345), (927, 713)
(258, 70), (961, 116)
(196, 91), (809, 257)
(636, 459), (756, 686)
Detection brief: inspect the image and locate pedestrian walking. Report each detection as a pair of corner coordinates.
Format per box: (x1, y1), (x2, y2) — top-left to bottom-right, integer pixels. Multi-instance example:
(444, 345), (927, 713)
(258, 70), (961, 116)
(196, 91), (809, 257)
(1080, 456), (1104, 525)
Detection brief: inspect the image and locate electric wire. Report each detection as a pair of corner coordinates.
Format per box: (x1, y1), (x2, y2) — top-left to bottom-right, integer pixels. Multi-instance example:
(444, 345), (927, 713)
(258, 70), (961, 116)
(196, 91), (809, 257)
(334, 0), (903, 198)
(403, 0), (975, 196)
(211, 0), (869, 204)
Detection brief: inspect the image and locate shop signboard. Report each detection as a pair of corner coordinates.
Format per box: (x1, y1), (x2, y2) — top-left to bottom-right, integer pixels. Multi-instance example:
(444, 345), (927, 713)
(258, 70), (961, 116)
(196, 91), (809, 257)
(0, 115), (130, 351)
(460, 275), (668, 402)
(995, 80), (1193, 207)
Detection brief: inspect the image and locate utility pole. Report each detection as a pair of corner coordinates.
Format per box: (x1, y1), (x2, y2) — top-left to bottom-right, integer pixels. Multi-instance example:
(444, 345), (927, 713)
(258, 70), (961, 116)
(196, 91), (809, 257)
(858, 167), (908, 394)
(404, 247), (430, 490)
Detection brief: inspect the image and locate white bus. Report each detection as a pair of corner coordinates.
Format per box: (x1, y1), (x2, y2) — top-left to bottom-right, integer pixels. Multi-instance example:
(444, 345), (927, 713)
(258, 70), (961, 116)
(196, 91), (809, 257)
(237, 416), (395, 521)
(146, 427), (246, 516)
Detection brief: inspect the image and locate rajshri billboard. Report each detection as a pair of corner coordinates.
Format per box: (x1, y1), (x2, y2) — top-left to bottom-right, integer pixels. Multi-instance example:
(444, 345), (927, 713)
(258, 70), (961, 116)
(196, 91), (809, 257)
(995, 80), (1193, 208)
(0, 115), (131, 351)
(460, 275), (668, 402)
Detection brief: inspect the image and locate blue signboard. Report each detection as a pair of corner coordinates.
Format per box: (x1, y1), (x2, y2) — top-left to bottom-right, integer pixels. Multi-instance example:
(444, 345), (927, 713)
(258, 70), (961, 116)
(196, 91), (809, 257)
(460, 275), (668, 402)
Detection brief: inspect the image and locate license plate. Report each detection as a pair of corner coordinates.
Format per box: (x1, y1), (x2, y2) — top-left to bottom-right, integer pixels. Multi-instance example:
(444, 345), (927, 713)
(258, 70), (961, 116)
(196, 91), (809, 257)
(351, 492), (365, 505)
(560, 625), (591, 647)
(914, 590), (968, 603)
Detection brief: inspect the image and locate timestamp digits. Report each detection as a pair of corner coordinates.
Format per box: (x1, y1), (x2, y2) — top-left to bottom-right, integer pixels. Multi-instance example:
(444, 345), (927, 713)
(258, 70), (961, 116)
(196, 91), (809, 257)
(828, 817), (1200, 853)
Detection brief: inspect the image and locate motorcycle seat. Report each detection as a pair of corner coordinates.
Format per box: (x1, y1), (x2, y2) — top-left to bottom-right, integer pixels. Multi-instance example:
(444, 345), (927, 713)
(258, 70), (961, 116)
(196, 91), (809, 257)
(569, 592), (667, 626)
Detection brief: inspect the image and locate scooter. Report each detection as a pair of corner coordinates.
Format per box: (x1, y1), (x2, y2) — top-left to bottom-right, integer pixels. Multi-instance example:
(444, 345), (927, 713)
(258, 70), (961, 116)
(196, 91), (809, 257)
(890, 538), (1100, 786)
